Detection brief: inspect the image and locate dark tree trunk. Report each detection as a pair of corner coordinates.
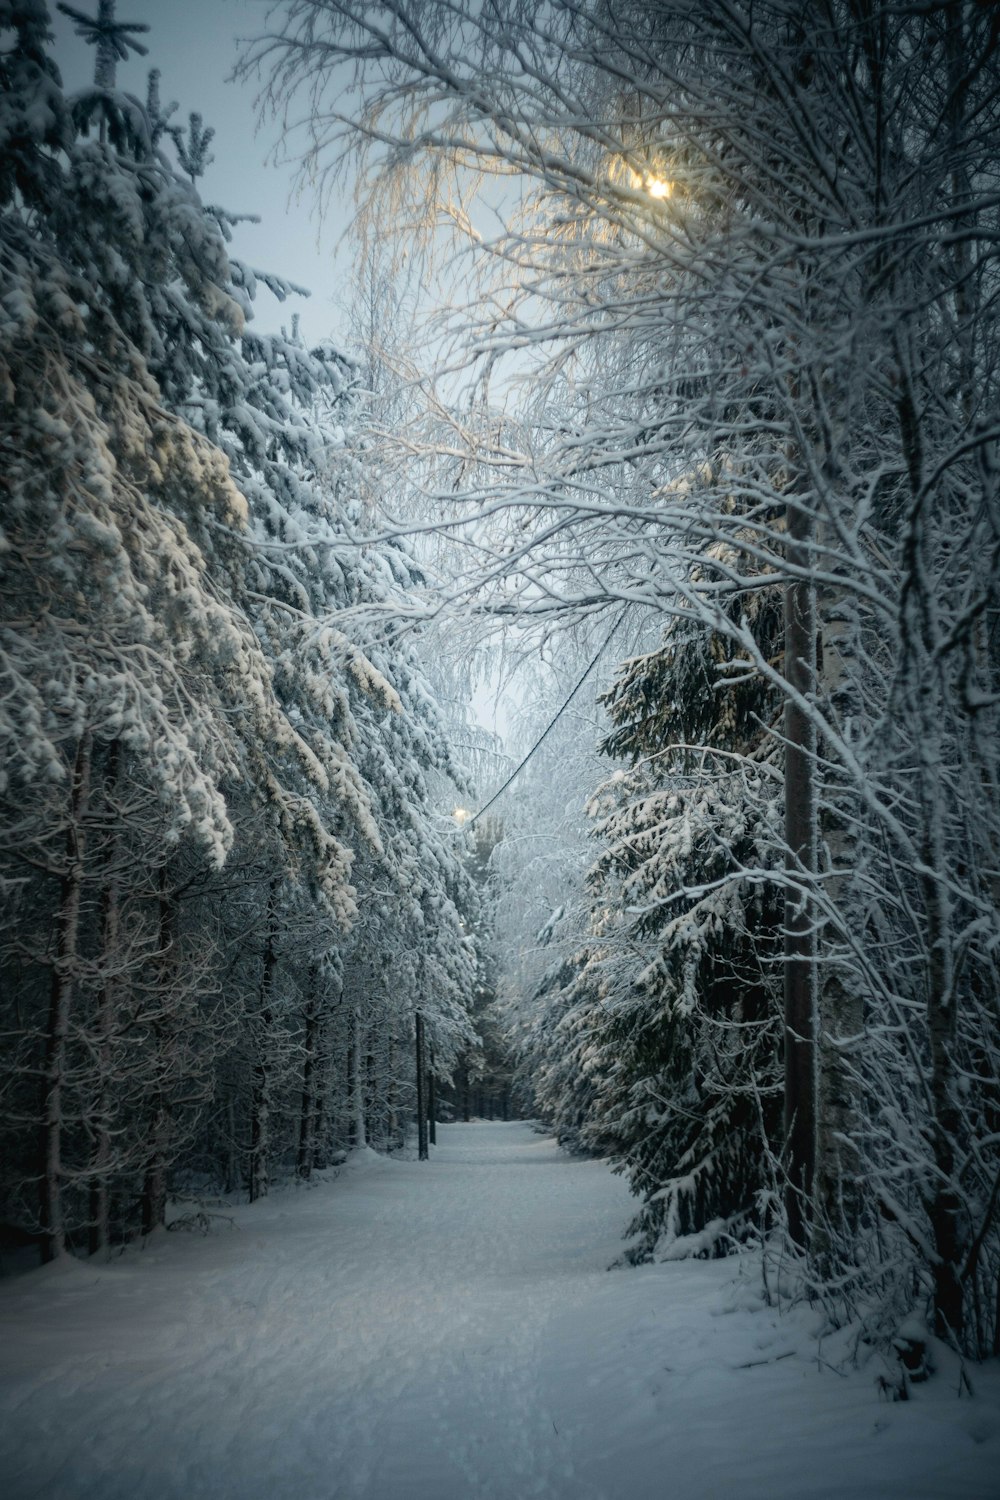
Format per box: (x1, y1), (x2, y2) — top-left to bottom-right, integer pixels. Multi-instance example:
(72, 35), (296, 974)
(141, 1111), (169, 1237)
(921, 0), (978, 1351)
(41, 732), (93, 1262)
(366, 1037), (377, 1147)
(812, 593), (864, 1269)
(416, 1011), (428, 1160)
(351, 1004), (366, 1149)
(346, 1035), (356, 1148)
(142, 867), (175, 1236)
(90, 739), (120, 1257)
(783, 494), (817, 1249)
(925, 857), (963, 1341)
(311, 999), (334, 1169)
(387, 1036), (400, 1149)
(249, 879), (278, 1203)
(89, 917), (115, 1253)
(297, 973), (319, 1180)
(224, 1093), (239, 1194)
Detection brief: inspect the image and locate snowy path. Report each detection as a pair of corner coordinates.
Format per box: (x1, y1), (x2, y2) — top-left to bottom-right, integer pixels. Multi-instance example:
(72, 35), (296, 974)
(1, 1122), (997, 1500)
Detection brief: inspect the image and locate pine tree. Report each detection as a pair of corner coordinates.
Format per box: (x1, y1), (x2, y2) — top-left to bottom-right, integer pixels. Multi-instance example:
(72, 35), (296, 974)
(557, 587), (784, 1259)
(1, 0), (478, 1243)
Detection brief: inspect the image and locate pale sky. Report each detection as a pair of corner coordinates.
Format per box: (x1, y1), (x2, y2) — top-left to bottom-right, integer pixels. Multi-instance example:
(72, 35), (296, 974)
(50, 0), (353, 339)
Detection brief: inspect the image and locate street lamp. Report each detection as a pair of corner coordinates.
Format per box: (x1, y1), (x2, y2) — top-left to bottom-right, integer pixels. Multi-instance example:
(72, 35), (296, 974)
(624, 163), (672, 200)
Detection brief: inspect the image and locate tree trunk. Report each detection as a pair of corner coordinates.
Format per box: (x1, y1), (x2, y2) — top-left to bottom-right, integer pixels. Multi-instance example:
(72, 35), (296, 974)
(249, 880), (278, 1203)
(297, 975), (318, 1181)
(142, 868), (174, 1236)
(312, 1075), (328, 1170)
(141, 1108), (169, 1237)
(895, 305), (966, 1339)
(416, 1011), (428, 1160)
(366, 1035), (378, 1147)
(249, 1037), (271, 1204)
(924, 854), (963, 1341)
(90, 937), (115, 1251)
(90, 739), (121, 1257)
(783, 494), (818, 1249)
(352, 1004), (367, 1150)
(40, 731), (93, 1262)
(224, 1092), (239, 1195)
(813, 599), (863, 1264)
(311, 1005), (332, 1168)
(428, 1045), (436, 1145)
(387, 1035), (399, 1149)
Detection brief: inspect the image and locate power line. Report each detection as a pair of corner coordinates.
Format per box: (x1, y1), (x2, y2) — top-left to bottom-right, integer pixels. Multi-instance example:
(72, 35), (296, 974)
(466, 607), (628, 828)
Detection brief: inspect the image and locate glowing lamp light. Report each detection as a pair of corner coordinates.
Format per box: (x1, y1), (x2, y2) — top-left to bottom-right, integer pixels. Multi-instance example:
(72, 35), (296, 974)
(453, 806), (471, 825)
(646, 177), (672, 199)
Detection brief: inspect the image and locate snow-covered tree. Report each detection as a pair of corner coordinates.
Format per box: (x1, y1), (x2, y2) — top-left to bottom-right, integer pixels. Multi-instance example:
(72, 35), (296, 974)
(1, 0), (480, 1253)
(579, 590), (785, 1259)
(248, 0), (1000, 1353)
(1, 0), (271, 1253)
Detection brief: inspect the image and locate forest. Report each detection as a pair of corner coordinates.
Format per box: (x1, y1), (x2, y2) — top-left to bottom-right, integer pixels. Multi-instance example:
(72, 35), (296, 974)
(2, 0), (1000, 1389)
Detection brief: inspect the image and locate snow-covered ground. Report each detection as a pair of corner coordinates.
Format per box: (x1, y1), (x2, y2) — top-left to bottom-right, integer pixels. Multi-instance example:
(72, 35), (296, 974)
(1, 1122), (997, 1500)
